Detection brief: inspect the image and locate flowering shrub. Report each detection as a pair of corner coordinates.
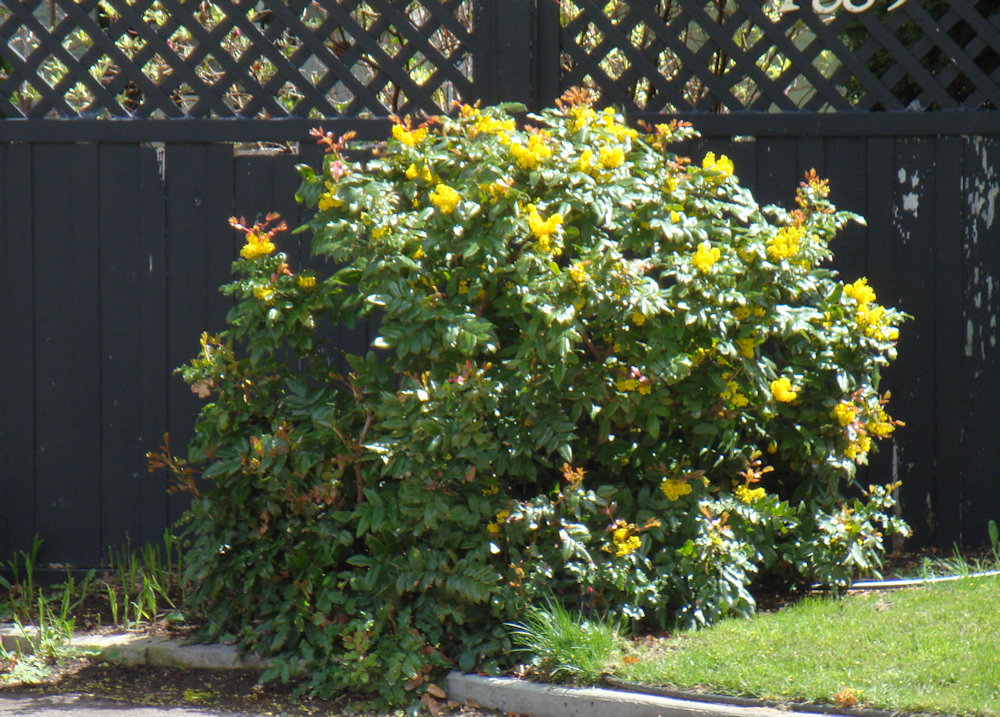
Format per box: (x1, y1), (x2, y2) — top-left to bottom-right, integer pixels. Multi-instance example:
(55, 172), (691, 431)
(163, 93), (909, 706)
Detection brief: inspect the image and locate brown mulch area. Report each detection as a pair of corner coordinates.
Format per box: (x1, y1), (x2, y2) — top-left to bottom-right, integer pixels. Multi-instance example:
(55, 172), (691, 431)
(0, 659), (504, 717)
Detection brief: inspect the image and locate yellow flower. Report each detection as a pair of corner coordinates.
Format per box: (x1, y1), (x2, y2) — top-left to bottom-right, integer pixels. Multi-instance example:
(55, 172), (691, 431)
(631, 310), (646, 326)
(528, 207), (562, 255)
(240, 232), (275, 260)
(317, 193), (342, 212)
(845, 434), (873, 460)
(598, 146), (625, 169)
(297, 275), (316, 290)
(405, 163), (419, 180)
(471, 113), (515, 139)
(616, 378), (640, 392)
(735, 337), (756, 358)
(569, 263), (588, 284)
(767, 225), (805, 261)
(732, 305), (752, 321)
(770, 377), (798, 403)
(253, 286), (275, 302)
(844, 277), (877, 306)
(510, 133), (552, 170)
(429, 183), (461, 214)
(702, 151), (734, 176)
(734, 485), (766, 503)
(692, 242), (721, 273)
(576, 149), (594, 174)
(868, 408), (896, 438)
(607, 521), (642, 557)
(832, 402), (856, 427)
(457, 280), (469, 295)
(661, 478), (692, 501)
(391, 123), (427, 147)
(567, 106), (597, 132)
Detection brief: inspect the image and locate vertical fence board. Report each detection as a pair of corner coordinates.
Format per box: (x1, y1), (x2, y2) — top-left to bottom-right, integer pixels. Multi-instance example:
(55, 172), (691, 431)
(164, 143), (236, 523)
(99, 144), (172, 554)
(31, 144), (102, 566)
(885, 138), (937, 547)
(138, 144), (171, 542)
(0, 143), (35, 561)
(862, 137), (897, 501)
(932, 137), (965, 548)
(99, 143), (143, 555)
(754, 137), (800, 208)
(823, 137), (869, 288)
(960, 136), (1000, 546)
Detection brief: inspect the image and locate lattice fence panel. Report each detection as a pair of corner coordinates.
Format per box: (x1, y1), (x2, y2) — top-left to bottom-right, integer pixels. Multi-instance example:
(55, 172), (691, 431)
(0, 0), (475, 119)
(558, 0), (1000, 112)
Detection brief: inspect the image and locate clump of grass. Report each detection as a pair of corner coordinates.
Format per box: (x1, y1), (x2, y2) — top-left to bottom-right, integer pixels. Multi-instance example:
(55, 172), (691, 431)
(617, 573), (1000, 716)
(104, 529), (185, 629)
(915, 519), (1000, 579)
(507, 600), (625, 684)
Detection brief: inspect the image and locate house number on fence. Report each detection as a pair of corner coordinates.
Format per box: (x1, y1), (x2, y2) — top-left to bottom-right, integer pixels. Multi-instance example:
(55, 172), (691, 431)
(778, 0), (909, 12)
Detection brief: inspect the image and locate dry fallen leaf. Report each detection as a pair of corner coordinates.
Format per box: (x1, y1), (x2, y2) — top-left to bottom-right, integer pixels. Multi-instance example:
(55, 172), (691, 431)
(190, 381), (212, 398)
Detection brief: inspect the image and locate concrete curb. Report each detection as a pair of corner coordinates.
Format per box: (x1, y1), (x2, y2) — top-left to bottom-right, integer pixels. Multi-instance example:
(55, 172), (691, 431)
(446, 673), (859, 717)
(0, 625), (267, 671)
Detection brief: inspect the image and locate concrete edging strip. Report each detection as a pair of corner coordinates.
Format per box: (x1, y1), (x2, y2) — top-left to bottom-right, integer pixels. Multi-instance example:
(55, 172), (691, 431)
(446, 672), (824, 717)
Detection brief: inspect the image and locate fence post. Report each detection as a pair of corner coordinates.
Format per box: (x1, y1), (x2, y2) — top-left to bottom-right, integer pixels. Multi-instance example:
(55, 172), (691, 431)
(474, 0), (558, 110)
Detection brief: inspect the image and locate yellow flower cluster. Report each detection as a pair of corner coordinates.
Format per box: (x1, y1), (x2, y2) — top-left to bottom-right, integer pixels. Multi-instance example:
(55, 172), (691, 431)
(661, 478), (692, 501)
(735, 337), (756, 359)
(767, 225), (805, 261)
(597, 108), (638, 141)
(253, 285), (275, 302)
(734, 484), (766, 503)
(609, 522), (641, 557)
(631, 310), (646, 326)
(701, 151), (734, 176)
(405, 163), (434, 183)
(844, 277), (876, 305)
(856, 303), (898, 341)
(721, 379), (749, 407)
(832, 401), (856, 426)
(486, 509), (511, 536)
(569, 262), (588, 284)
(510, 133), (552, 170)
(480, 180), (511, 202)
(868, 408), (896, 438)
(471, 113), (515, 140)
(616, 377), (652, 395)
(297, 275), (316, 290)
(692, 242), (721, 273)
(391, 123), (428, 147)
(429, 183), (461, 214)
(528, 206), (563, 254)
(770, 377), (798, 403)
(576, 149), (594, 174)
(240, 232), (275, 260)
(598, 146), (625, 169)
(566, 106), (597, 132)
(318, 193), (342, 212)
(844, 434), (872, 460)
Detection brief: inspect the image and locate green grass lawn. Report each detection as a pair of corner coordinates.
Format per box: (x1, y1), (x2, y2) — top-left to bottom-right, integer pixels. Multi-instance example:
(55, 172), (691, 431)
(618, 575), (1000, 716)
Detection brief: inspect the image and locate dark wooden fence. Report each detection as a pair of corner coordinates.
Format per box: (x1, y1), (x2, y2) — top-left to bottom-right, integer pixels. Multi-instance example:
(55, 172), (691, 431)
(3, 0), (1000, 569)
